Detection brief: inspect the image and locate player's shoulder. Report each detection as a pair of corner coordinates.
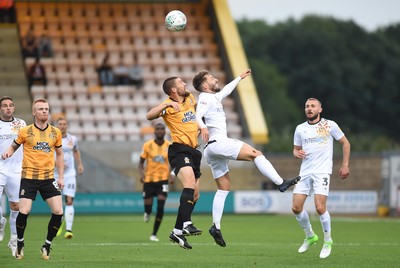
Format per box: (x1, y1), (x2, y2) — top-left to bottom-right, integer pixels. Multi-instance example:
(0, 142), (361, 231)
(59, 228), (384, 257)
(66, 132), (78, 141)
(13, 117), (27, 126)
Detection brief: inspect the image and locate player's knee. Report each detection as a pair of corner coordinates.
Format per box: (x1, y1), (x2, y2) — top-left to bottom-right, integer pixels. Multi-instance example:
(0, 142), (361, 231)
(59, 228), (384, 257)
(9, 202), (19, 211)
(315, 206), (326, 215)
(292, 205), (302, 214)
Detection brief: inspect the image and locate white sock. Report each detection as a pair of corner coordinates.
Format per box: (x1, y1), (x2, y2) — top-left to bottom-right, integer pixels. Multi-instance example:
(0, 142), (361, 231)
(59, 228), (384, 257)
(319, 211), (332, 241)
(254, 155), (284, 185)
(0, 206), (3, 218)
(9, 209), (18, 236)
(212, 190), (229, 230)
(173, 228), (182, 235)
(65, 205), (75, 231)
(296, 210), (314, 238)
(183, 221), (192, 229)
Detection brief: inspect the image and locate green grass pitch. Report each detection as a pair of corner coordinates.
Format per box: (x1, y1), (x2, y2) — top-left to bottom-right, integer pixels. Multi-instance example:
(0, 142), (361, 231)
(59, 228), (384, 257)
(0, 214), (399, 267)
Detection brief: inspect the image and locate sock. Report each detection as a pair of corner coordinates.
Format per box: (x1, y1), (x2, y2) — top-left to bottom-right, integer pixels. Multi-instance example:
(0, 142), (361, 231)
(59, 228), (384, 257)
(144, 204), (152, 215)
(152, 199), (165, 236)
(16, 213), (29, 241)
(46, 213), (63, 242)
(9, 209), (18, 236)
(296, 210), (314, 238)
(320, 211), (332, 241)
(65, 205), (74, 232)
(212, 190), (229, 230)
(254, 155), (284, 185)
(174, 188), (194, 230)
(0, 206), (2, 218)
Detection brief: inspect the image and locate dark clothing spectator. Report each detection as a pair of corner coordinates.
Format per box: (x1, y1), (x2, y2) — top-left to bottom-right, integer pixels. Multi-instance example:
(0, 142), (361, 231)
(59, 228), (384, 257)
(22, 30), (38, 58)
(0, 0), (15, 23)
(113, 61), (130, 85)
(97, 53), (114, 86)
(128, 64), (143, 88)
(38, 33), (53, 58)
(28, 58), (47, 87)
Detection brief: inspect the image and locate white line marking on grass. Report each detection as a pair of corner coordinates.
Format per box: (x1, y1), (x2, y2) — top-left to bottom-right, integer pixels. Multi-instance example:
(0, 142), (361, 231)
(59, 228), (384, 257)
(65, 242), (400, 247)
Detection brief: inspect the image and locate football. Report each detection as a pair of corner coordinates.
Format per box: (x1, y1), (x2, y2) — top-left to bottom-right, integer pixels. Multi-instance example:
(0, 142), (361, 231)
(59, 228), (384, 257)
(165, 10), (187, 32)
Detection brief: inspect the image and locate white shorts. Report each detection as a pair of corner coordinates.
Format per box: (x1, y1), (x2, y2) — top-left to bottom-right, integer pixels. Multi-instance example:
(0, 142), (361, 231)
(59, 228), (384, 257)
(0, 171), (21, 203)
(204, 137), (244, 179)
(57, 175), (76, 198)
(293, 173), (330, 196)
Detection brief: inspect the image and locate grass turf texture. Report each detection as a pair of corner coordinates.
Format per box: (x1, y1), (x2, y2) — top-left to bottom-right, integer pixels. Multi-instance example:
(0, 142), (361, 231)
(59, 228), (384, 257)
(0, 214), (399, 267)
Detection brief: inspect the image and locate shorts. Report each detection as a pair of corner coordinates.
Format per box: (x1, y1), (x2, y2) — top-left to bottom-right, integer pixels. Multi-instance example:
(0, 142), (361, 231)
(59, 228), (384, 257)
(57, 175), (76, 198)
(293, 173), (330, 196)
(0, 171), (21, 203)
(204, 137), (244, 179)
(19, 178), (62, 201)
(168, 143), (202, 179)
(143, 180), (169, 199)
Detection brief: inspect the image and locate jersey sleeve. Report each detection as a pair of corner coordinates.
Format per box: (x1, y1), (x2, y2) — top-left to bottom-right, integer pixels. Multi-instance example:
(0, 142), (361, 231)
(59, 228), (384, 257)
(195, 93), (208, 129)
(216, 77), (241, 100)
(55, 128), (63, 148)
(330, 120), (345, 140)
(140, 142), (149, 159)
(14, 126), (27, 145)
(293, 125), (302, 146)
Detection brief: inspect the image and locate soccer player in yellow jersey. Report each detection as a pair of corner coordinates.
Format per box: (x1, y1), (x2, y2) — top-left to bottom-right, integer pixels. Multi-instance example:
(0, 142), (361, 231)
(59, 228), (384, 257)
(138, 122), (172, 242)
(2, 99), (64, 260)
(147, 77), (202, 250)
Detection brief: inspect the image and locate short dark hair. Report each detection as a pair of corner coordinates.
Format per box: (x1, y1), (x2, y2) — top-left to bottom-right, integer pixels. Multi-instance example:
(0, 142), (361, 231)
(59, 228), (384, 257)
(162, 77), (178, 95)
(0, 96), (13, 106)
(192, 70), (210, 92)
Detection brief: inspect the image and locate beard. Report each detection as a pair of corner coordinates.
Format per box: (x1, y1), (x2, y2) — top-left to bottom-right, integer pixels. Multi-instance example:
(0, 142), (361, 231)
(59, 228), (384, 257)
(183, 90), (190, 97)
(307, 113), (319, 121)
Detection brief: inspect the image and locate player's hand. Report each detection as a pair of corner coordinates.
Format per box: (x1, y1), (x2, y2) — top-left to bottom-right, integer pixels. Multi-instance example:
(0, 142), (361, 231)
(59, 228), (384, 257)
(240, 69), (251, 79)
(168, 102), (180, 111)
(78, 165), (84, 175)
(295, 150), (307, 159)
(200, 127), (209, 144)
(57, 178), (64, 190)
(1, 152), (11, 160)
(339, 166), (349, 180)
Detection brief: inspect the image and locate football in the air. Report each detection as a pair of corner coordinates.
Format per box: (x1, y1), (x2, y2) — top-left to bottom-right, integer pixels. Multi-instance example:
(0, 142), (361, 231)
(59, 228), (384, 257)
(165, 10), (187, 32)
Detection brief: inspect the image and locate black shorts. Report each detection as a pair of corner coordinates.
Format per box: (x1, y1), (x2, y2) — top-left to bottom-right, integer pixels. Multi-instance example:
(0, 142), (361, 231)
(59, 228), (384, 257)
(143, 180), (169, 199)
(168, 143), (202, 179)
(19, 178), (61, 201)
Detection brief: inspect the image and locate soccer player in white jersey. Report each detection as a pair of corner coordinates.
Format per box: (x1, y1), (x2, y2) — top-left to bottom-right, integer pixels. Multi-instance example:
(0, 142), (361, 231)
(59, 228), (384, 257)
(292, 98), (350, 259)
(193, 69), (300, 247)
(54, 117), (84, 239)
(0, 96), (26, 256)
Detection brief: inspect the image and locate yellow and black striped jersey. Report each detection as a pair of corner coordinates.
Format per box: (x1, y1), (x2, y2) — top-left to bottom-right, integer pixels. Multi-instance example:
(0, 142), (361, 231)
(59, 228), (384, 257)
(161, 93), (199, 148)
(140, 139), (171, 183)
(15, 124), (62, 180)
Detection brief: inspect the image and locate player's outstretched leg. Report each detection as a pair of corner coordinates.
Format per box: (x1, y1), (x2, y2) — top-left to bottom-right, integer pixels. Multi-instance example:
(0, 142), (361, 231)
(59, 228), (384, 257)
(209, 224), (226, 247)
(278, 176), (301, 192)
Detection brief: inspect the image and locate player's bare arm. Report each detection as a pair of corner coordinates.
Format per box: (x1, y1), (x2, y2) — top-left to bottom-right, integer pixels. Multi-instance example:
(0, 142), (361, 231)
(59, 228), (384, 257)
(293, 145), (306, 159)
(1, 141), (20, 160)
(55, 147), (65, 189)
(146, 102), (180, 120)
(73, 149), (84, 175)
(338, 136), (351, 180)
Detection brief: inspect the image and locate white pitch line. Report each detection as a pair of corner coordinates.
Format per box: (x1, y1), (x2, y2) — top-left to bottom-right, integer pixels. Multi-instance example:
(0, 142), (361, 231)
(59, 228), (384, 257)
(65, 242), (400, 247)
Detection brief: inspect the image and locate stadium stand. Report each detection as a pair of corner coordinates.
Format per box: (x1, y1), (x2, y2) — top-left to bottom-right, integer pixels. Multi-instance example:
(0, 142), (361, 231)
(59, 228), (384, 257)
(16, 0), (243, 142)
